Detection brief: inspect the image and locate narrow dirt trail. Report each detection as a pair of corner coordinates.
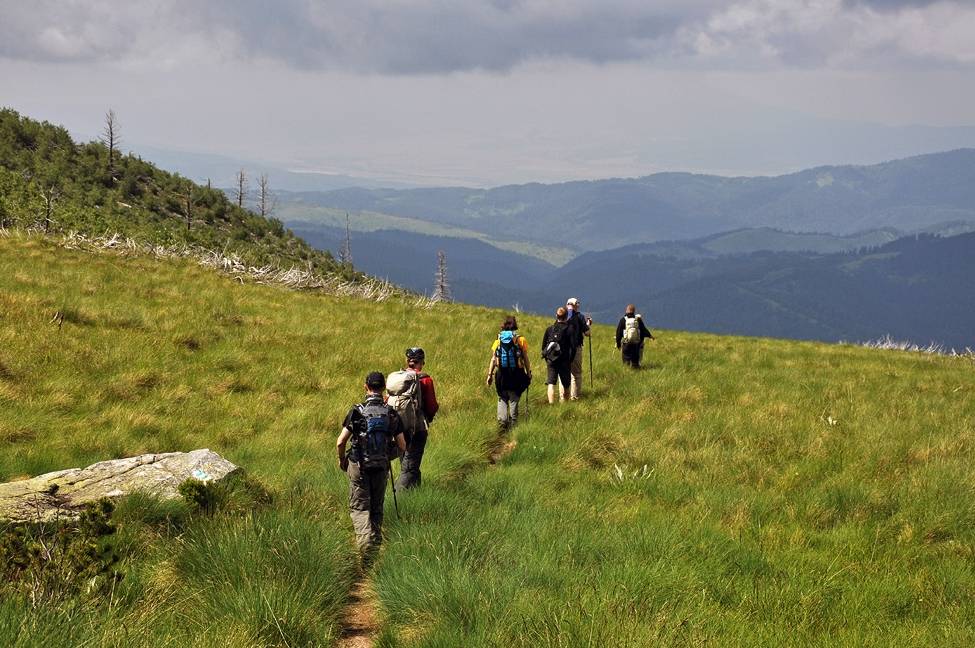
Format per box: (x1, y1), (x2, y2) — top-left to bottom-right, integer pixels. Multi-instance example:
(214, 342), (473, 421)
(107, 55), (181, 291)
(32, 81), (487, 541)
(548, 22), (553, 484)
(336, 577), (380, 648)
(336, 422), (517, 645)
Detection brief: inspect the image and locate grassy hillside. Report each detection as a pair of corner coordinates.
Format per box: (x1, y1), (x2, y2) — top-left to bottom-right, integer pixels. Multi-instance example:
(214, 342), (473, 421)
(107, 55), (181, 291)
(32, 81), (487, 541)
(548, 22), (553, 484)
(0, 108), (350, 278)
(2, 232), (974, 646)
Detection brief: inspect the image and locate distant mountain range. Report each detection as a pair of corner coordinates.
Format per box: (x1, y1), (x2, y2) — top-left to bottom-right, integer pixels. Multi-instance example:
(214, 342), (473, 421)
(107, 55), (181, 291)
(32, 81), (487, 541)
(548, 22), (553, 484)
(282, 149), (975, 348)
(284, 149), (975, 252)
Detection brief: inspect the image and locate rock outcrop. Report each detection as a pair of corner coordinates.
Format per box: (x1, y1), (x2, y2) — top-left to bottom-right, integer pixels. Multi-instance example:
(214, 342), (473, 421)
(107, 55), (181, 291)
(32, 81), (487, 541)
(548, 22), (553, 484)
(0, 449), (237, 522)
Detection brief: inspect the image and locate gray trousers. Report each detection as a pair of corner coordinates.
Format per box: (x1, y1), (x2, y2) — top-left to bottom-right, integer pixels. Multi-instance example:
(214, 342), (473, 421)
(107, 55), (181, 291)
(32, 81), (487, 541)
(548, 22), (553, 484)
(497, 391), (520, 425)
(396, 427), (427, 490)
(569, 346), (584, 398)
(348, 460), (388, 552)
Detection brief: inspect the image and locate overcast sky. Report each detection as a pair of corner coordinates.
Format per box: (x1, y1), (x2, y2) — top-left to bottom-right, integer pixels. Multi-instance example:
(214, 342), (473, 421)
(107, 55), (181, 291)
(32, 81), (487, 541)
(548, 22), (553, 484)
(2, 0), (975, 186)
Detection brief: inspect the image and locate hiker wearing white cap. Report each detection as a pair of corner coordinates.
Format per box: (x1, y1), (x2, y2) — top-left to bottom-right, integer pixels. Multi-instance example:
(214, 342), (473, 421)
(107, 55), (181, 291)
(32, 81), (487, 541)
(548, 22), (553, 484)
(564, 297), (591, 400)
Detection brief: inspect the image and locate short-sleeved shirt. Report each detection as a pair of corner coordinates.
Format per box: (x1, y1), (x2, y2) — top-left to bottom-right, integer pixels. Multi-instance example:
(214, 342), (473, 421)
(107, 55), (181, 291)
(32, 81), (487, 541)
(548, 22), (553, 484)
(342, 395), (403, 439)
(491, 333), (530, 370)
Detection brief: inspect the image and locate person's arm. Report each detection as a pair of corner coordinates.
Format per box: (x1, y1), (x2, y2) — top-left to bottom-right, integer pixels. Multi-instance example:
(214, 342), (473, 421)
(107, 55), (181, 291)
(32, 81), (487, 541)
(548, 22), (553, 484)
(640, 317), (654, 340)
(420, 375), (439, 421)
(486, 353), (498, 386)
(615, 318), (624, 348)
(519, 337), (531, 375)
(337, 426), (352, 471)
(389, 411), (407, 455)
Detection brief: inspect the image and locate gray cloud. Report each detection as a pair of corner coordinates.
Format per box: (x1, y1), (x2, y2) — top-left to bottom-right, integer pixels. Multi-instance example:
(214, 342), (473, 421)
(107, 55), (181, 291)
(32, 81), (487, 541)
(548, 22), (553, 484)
(844, 0), (944, 9)
(1, 0), (973, 73)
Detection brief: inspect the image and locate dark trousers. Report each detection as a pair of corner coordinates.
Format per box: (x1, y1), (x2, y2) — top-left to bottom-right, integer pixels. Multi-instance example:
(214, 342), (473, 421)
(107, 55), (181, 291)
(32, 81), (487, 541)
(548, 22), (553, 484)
(348, 460), (388, 552)
(546, 360), (571, 391)
(396, 427), (427, 490)
(621, 343), (642, 368)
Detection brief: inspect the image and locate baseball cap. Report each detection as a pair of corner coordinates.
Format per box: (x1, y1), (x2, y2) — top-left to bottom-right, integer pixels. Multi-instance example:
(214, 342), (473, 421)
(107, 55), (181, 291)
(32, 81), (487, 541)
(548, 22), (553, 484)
(365, 371), (385, 389)
(566, 297), (580, 307)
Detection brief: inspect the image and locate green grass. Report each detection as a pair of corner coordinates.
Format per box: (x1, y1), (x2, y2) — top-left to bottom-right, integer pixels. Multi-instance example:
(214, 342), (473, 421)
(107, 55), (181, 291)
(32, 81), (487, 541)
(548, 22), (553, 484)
(1, 232), (974, 645)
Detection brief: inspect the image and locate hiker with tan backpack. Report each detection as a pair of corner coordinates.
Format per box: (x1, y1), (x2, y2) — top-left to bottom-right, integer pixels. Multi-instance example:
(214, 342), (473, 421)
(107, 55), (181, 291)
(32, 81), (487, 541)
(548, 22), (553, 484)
(386, 347), (439, 490)
(615, 304), (654, 368)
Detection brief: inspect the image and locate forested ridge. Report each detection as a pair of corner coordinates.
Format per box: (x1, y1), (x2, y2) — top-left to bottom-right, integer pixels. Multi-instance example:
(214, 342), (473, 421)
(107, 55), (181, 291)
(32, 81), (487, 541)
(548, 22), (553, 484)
(0, 108), (350, 277)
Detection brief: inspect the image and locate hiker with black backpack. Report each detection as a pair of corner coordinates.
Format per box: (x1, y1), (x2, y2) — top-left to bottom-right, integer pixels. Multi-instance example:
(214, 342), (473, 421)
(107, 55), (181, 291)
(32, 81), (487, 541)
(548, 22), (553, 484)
(336, 372), (407, 559)
(541, 307), (575, 404)
(387, 347), (439, 490)
(615, 304), (654, 368)
(485, 315), (532, 431)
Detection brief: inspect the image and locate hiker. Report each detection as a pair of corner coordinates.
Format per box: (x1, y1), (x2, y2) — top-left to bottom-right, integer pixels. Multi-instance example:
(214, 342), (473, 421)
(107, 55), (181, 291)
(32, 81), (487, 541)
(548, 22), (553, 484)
(387, 347), (439, 490)
(565, 297), (591, 400)
(485, 315), (532, 431)
(541, 307), (575, 403)
(615, 304), (654, 368)
(336, 372), (407, 557)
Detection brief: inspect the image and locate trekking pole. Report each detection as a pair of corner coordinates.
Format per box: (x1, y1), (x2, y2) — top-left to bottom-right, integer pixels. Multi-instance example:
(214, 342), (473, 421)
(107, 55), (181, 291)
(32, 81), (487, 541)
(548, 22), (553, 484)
(588, 337), (594, 389)
(388, 458), (400, 519)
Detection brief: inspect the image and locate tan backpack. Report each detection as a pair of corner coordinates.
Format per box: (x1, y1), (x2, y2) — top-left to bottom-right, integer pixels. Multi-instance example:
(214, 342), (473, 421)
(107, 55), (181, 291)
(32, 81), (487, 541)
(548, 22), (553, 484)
(386, 369), (425, 438)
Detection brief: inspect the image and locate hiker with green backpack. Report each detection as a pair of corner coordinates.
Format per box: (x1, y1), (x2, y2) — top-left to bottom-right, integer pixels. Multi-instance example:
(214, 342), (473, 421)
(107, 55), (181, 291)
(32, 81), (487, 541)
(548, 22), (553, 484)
(387, 347), (439, 490)
(615, 304), (654, 368)
(485, 315), (532, 431)
(336, 372), (407, 559)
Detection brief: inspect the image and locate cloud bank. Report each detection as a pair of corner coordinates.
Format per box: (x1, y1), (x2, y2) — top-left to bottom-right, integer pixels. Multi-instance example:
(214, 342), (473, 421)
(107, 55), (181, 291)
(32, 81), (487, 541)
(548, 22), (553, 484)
(2, 0), (974, 74)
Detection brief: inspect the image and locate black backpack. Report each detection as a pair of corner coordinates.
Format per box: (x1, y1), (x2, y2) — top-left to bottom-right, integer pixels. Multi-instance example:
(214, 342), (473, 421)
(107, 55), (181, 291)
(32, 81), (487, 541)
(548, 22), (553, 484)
(543, 323), (572, 363)
(352, 402), (393, 469)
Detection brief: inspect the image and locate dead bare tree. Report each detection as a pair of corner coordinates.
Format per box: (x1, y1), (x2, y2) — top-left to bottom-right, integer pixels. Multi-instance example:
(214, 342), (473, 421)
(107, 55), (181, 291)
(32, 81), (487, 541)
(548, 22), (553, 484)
(184, 183), (194, 231)
(433, 250), (451, 302)
(41, 184), (60, 232)
(100, 109), (120, 178)
(256, 174), (276, 218)
(339, 212), (353, 268)
(234, 169), (248, 208)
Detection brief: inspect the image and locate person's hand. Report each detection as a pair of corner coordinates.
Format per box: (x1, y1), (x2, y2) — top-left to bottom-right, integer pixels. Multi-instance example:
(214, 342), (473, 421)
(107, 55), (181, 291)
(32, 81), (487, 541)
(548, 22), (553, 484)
(486, 374), (493, 386)
(339, 456), (349, 472)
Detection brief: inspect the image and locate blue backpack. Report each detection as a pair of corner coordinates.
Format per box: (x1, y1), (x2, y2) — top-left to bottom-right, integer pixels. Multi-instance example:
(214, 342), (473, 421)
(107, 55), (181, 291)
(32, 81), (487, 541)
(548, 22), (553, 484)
(496, 331), (522, 369)
(353, 402), (393, 469)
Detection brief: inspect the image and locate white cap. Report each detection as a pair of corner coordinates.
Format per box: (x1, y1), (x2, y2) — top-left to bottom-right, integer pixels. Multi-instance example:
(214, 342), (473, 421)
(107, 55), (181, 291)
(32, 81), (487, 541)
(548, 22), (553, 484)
(566, 297), (579, 306)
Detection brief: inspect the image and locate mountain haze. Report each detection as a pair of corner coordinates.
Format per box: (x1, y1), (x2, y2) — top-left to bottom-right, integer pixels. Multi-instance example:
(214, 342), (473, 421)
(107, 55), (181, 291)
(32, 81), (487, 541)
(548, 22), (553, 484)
(292, 149), (975, 250)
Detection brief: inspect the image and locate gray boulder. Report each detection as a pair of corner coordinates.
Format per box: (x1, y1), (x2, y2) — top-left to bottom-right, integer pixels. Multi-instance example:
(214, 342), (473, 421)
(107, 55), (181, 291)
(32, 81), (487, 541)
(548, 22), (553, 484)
(0, 449), (238, 522)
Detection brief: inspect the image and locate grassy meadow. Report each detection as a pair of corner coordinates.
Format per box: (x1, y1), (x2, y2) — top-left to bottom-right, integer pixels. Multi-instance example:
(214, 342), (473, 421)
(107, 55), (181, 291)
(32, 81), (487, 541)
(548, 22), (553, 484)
(1, 231), (974, 646)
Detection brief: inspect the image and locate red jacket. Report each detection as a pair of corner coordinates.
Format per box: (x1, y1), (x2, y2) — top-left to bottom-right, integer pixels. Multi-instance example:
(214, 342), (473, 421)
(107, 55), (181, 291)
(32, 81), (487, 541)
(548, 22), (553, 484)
(418, 373), (439, 422)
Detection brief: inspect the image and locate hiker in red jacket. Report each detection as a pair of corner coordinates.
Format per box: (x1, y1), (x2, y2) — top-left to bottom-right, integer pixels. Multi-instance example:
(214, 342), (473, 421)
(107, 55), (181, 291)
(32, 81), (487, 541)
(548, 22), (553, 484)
(386, 347), (438, 489)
